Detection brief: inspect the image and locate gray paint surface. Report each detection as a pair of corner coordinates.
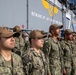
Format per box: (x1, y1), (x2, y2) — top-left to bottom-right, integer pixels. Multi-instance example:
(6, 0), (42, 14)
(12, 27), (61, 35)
(28, 0), (64, 32)
(0, 0), (66, 32)
(0, 0), (27, 29)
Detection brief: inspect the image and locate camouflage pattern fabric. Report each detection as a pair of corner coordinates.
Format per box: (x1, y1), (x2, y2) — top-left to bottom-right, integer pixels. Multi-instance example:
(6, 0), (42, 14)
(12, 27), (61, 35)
(22, 48), (50, 75)
(0, 52), (24, 75)
(42, 38), (51, 75)
(12, 36), (25, 56)
(73, 40), (76, 45)
(24, 40), (30, 51)
(60, 40), (72, 75)
(70, 41), (76, 75)
(42, 38), (51, 57)
(43, 37), (63, 75)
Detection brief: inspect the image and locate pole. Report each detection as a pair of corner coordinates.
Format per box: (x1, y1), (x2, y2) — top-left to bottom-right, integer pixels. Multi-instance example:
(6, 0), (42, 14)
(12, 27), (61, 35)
(26, 0), (29, 29)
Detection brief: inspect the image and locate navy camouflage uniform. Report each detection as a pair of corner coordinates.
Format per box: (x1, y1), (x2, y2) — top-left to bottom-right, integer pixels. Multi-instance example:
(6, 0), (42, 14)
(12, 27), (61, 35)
(22, 48), (50, 75)
(43, 37), (63, 75)
(60, 40), (72, 75)
(70, 41), (76, 75)
(0, 52), (24, 75)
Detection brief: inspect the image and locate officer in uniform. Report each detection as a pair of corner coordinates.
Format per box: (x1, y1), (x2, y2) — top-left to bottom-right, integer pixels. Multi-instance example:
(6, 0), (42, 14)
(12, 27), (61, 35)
(22, 30), (51, 75)
(12, 25), (25, 56)
(43, 24), (65, 75)
(70, 32), (76, 75)
(0, 27), (24, 75)
(60, 29), (73, 75)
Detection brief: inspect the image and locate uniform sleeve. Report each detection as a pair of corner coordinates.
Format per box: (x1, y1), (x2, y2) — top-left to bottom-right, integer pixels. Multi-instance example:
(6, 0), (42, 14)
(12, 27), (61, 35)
(59, 41), (65, 69)
(42, 39), (51, 74)
(42, 39), (51, 57)
(13, 53), (25, 75)
(47, 57), (51, 74)
(22, 52), (32, 75)
(16, 57), (25, 75)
